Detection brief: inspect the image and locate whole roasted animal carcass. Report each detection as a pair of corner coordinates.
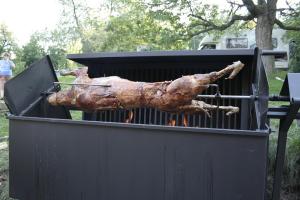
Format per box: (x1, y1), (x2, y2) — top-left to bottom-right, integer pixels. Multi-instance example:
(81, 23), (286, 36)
(48, 61), (244, 116)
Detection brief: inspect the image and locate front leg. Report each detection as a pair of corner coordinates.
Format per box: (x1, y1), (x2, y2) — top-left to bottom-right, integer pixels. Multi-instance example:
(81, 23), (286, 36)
(177, 100), (239, 117)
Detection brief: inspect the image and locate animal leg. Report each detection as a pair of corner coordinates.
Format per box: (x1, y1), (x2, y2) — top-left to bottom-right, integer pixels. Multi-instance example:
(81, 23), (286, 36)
(177, 100), (239, 116)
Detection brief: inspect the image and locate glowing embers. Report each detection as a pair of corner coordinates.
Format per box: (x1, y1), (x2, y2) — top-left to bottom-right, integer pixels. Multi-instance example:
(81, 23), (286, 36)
(125, 110), (134, 123)
(168, 119), (176, 126)
(167, 115), (188, 127)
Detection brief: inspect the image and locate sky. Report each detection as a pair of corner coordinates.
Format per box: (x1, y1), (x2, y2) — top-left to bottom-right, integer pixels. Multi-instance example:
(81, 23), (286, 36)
(0, 0), (61, 45)
(0, 0), (295, 45)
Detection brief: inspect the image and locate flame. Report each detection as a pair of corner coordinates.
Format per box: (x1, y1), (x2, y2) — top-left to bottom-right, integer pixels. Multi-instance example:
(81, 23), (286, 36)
(183, 115), (188, 127)
(168, 119), (176, 126)
(125, 110), (134, 123)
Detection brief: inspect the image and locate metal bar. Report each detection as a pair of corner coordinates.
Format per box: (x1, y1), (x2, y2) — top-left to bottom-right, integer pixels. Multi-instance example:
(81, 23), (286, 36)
(272, 102), (300, 200)
(261, 50), (287, 58)
(196, 94), (290, 101)
(159, 110), (162, 125)
(234, 76), (238, 129)
(197, 94), (253, 100)
(139, 108), (142, 124)
(133, 108), (137, 124)
(216, 97), (219, 128)
(268, 95), (290, 102)
(53, 82), (111, 87)
(268, 106), (289, 112)
(223, 81), (231, 128)
(149, 108), (152, 124)
(209, 86), (213, 128)
(154, 108), (157, 125)
(144, 108), (147, 124)
(191, 114), (194, 127)
(267, 111), (300, 119)
(19, 96), (43, 116)
(222, 79), (226, 129)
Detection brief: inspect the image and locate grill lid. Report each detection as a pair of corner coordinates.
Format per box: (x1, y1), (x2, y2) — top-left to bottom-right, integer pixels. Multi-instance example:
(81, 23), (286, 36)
(4, 56), (63, 116)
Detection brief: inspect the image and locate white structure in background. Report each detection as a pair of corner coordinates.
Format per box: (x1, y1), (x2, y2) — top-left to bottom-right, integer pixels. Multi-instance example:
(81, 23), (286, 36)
(198, 29), (290, 69)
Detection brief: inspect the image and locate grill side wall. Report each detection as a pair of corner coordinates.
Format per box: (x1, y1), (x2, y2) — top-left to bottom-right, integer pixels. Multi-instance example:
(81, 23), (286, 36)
(9, 117), (268, 200)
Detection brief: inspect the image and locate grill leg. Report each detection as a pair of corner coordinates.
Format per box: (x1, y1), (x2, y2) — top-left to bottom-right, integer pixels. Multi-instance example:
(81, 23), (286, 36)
(272, 102), (300, 200)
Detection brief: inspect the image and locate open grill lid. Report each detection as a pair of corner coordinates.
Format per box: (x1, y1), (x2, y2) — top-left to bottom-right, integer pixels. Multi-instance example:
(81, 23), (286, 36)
(4, 56), (70, 118)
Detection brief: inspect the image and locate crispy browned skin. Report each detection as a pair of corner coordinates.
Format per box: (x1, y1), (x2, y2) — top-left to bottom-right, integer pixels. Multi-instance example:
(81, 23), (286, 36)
(48, 61), (244, 115)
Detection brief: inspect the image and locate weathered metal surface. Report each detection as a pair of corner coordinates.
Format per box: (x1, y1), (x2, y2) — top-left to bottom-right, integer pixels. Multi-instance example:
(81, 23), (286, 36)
(9, 116), (268, 200)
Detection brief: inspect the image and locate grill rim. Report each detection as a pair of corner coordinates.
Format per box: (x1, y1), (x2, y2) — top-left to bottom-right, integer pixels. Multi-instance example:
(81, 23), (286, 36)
(67, 49), (256, 60)
(7, 114), (270, 136)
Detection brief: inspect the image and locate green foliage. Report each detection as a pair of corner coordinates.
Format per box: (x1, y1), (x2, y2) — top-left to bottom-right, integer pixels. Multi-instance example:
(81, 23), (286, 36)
(20, 34), (46, 67)
(286, 32), (300, 72)
(284, 6), (300, 72)
(48, 47), (68, 70)
(101, 1), (187, 51)
(147, 0), (250, 40)
(0, 24), (18, 55)
(267, 70), (287, 94)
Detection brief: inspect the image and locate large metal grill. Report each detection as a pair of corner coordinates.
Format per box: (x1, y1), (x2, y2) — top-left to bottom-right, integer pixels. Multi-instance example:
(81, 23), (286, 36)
(5, 49), (300, 200)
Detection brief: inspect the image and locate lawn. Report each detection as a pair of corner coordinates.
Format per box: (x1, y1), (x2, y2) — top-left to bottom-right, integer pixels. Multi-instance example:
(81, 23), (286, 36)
(0, 114), (8, 138)
(0, 69), (299, 199)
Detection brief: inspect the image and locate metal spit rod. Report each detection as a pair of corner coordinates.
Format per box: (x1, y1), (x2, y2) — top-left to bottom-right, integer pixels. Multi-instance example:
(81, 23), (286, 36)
(197, 94), (254, 100)
(197, 94), (290, 101)
(53, 82), (111, 87)
(53, 82), (290, 102)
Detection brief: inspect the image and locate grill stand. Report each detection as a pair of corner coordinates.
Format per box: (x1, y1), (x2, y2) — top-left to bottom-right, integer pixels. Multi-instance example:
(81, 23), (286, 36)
(267, 73), (300, 200)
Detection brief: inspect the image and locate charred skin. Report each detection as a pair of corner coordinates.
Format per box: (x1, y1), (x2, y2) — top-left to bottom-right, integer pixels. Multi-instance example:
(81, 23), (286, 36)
(48, 61), (244, 115)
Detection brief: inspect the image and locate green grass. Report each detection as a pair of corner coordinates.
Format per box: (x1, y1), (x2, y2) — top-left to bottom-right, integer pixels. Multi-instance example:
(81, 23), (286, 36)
(268, 70), (288, 94)
(0, 145), (13, 200)
(0, 114), (8, 138)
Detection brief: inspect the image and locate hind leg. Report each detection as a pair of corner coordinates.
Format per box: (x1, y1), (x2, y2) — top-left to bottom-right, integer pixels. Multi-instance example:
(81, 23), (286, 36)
(177, 100), (239, 116)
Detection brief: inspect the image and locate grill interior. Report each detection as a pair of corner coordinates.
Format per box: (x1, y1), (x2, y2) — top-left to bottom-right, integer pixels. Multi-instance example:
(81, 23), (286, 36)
(74, 55), (258, 130)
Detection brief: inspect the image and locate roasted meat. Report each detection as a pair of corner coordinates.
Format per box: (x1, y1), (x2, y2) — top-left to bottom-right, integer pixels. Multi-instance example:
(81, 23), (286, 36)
(48, 61), (244, 115)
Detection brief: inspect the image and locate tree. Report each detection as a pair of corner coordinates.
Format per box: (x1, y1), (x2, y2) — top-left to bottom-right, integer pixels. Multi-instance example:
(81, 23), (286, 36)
(149, 0), (300, 72)
(285, 5), (300, 72)
(101, 1), (187, 51)
(37, 30), (70, 69)
(21, 34), (46, 67)
(0, 23), (17, 56)
(58, 0), (101, 53)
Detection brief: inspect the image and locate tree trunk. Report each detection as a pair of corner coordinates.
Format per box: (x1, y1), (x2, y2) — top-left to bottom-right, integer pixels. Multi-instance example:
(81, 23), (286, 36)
(255, 0), (277, 73)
